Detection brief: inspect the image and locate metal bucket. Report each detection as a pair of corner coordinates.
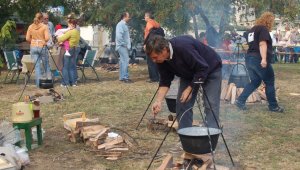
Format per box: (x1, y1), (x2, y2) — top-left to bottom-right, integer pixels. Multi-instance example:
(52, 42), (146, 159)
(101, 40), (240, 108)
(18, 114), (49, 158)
(165, 95), (176, 113)
(177, 127), (222, 154)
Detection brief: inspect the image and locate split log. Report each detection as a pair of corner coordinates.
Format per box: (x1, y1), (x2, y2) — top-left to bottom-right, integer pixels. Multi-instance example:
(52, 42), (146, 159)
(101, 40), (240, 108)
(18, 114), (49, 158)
(106, 157), (119, 160)
(75, 119), (101, 130)
(68, 130), (80, 143)
(220, 80), (229, 99)
(98, 136), (124, 150)
(257, 89), (267, 100)
(105, 144), (127, 150)
(123, 135), (134, 148)
(224, 83), (234, 101)
(109, 147), (129, 151)
(157, 154), (173, 170)
(231, 85), (237, 104)
(96, 151), (122, 157)
(81, 125), (107, 139)
(167, 120), (178, 129)
(254, 91), (261, 102)
(89, 128), (109, 146)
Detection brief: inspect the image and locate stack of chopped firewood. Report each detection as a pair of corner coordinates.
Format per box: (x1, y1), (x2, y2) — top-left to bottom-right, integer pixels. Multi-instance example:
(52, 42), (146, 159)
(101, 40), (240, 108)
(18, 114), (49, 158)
(63, 112), (133, 160)
(220, 80), (269, 104)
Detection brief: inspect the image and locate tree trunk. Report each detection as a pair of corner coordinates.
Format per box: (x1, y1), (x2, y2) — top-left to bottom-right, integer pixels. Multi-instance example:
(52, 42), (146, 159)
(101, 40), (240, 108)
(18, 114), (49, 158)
(192, 13), (199, 40)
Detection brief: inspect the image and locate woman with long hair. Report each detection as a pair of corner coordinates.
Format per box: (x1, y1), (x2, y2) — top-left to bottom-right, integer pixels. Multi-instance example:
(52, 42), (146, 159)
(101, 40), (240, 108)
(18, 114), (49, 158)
(235, 12), (284, 112)
(26, 12), (51, 87)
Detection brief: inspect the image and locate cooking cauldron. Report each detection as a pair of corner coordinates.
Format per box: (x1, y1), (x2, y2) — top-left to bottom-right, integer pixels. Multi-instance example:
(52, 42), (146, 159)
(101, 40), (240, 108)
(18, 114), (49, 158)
(178, 127), (222, 154)
(228, 63), (250, 88)
(108, 55), (118, 64)
(165, 95), (176, 113)
(39, 79), (54, 89)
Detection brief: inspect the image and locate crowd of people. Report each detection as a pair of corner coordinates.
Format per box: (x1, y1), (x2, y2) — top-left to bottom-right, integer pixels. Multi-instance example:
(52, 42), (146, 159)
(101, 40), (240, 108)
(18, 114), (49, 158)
(25, 12), (81, 88)
(22, 11), (288, 163)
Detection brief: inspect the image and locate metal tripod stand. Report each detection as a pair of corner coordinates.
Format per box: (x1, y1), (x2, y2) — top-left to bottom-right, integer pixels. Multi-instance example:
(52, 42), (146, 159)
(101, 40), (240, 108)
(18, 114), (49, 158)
(18, 45), (72, 101)
(146, 82), (235, 169)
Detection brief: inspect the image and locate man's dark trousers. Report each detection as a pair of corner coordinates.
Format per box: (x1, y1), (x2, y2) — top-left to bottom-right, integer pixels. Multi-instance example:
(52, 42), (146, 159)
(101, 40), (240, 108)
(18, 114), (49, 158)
(146, 55), (159, 81)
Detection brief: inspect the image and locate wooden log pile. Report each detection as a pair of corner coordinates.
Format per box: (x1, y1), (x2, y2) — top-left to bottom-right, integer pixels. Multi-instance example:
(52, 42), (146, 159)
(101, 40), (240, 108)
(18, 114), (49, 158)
(63, 112), (132, 160)
(220, 80), (268, 104)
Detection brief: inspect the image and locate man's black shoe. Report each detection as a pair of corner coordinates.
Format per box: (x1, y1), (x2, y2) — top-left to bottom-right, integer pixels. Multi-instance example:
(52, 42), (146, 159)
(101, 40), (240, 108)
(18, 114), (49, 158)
(235, 100), (247, 110)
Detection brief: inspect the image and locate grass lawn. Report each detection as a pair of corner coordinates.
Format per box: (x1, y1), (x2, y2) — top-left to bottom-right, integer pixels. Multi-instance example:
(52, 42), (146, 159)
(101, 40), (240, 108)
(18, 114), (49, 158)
(0, 62), (299, 170)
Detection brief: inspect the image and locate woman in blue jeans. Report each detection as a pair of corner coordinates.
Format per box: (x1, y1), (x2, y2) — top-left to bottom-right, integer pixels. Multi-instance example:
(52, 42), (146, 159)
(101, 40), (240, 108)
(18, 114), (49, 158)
(26, 12), (51, 87)
(58, 18), (80, 86)
(235, 12), (284, 112)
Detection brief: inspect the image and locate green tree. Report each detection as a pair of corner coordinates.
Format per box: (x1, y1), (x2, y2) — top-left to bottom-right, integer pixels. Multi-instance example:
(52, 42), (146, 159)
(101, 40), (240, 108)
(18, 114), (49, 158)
(0, 20), (16, 68)
(242, 0), (300, 21)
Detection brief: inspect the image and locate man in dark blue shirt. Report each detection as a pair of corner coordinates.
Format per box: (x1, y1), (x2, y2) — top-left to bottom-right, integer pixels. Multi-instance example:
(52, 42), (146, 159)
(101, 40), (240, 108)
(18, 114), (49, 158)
(145, 35), (222, 129)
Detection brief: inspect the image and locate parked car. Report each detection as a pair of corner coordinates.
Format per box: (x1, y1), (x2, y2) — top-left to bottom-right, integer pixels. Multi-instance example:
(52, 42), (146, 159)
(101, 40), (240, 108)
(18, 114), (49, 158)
(130, 42), (146, 60)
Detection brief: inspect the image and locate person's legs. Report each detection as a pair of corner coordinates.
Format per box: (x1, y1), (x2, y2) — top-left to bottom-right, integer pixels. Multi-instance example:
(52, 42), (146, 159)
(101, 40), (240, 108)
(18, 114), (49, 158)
(176, 78), (198, 129)
(146, 55), (159, 82)
(284, 47), (290, 63)
(68, 48), (77, 85)
(117, 47), (129, 80)
(62, 55), (70, 86)
(261, 64), (281, 110)
(30, 47), (41, 87)
(41, 48), (51, 79)
(202, 70), (222, 128)
(237, 57), (262, 105)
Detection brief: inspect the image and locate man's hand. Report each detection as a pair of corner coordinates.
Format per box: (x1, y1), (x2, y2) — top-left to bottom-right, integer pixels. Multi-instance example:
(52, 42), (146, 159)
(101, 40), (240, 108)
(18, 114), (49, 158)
(180, 86), (193, 103)
(152, 101), (162, 117)
(261, 59), (267, 68)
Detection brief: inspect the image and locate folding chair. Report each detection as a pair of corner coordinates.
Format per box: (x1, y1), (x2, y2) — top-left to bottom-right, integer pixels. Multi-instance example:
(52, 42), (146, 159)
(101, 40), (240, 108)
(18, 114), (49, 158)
(21, 55), (35, 85)
(77, 50), (100, 83)
(3, 51), (22, 84)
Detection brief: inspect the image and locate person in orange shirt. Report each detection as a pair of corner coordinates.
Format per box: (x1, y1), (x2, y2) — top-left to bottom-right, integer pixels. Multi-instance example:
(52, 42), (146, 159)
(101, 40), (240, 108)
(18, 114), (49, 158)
(144, 12), (160, 83)
(26, 12), (51, 87)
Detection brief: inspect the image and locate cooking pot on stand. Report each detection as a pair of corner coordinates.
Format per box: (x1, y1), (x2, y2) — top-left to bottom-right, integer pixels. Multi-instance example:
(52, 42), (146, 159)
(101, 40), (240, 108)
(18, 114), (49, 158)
(228, 63), (250, 88)
(178, 126), (222, 154)
(165, 95), (176, 113)
(39, 79), (54, 89)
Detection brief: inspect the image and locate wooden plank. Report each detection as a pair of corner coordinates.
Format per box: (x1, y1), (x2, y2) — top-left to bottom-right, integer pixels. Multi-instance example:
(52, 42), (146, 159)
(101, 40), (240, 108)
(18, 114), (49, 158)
(257, 89), (267, 100)
(105, 144), (127, 150)
(82, 128), (107, 140)
(123, 135), (134, 148)
(109, 147), (129, 151)
(224, 83), (234, 101)
(106, 157), (119, 160)
(157, 154), (173, 170)
(231, 85), (237, 104)
(96, 151), (122, 157)
(98, 136), (124, 150)
(254, 91), (261, 102)
(199, 159), (212, 170)
(220, 80), (228, 100)
(220, 84), (228, 100)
